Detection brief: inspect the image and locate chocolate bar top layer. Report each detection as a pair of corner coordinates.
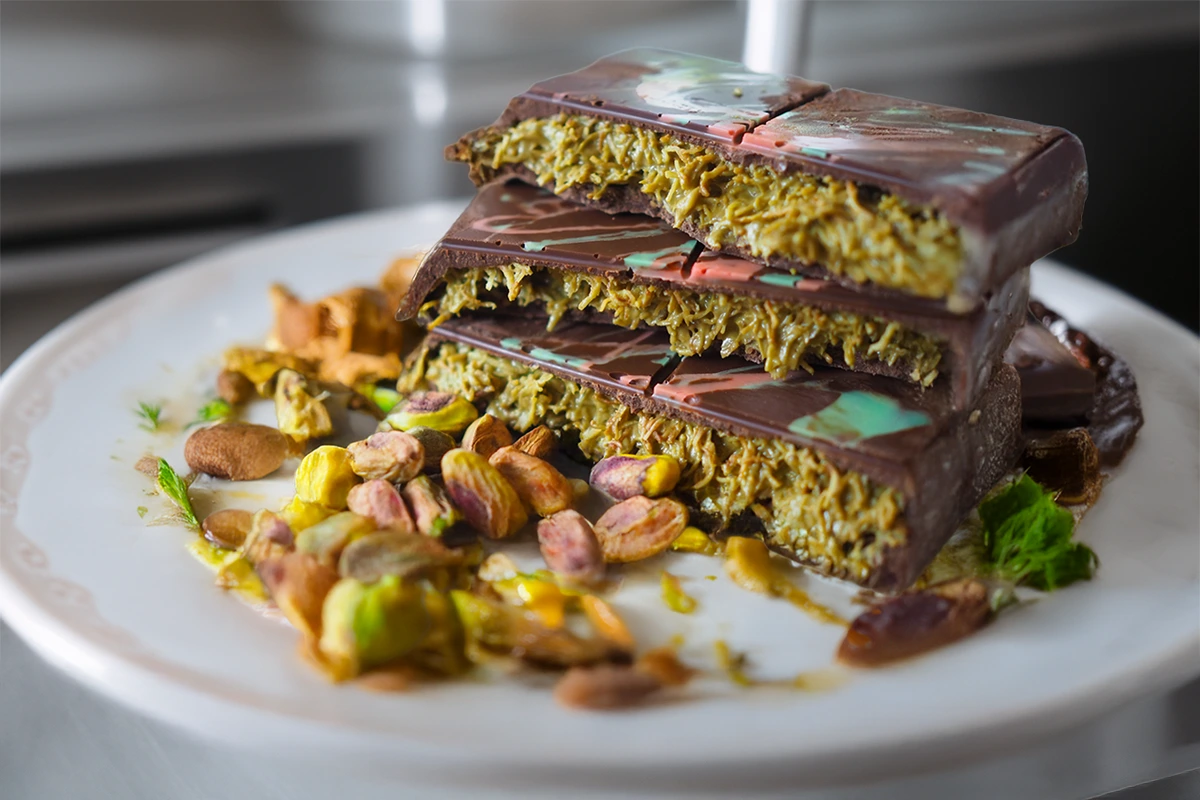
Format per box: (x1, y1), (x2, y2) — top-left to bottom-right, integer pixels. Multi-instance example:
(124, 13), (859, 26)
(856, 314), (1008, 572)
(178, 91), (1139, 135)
(399, 181), (1028, 408)
(426, 314), (1023, 590)
(456, 48), (1087, 308)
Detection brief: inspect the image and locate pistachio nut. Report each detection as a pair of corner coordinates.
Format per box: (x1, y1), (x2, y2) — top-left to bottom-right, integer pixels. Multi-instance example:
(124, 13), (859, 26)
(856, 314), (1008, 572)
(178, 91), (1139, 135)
(273, 368), (333, 442)
(460, 414), (513, 460)
(537, 509), (605, 585)
(589, 454), (681, 500)
(404, 426), (455, 472)
(382, 391), (477, 435)
(241, 510), (295, 566)
(337, 531), (461, 583)
(441, 449), (528, 539)
(256, 550), (339, 640)
(201, 508), (254, 550)
(723, 536), (774, 594)
(347, 430), (424, 483)
(294, 511), (375, 570)
(318, 575), (430, 680)
(512, 425), (557, 459)
(184, 422), (289, 481)
(294, 445), (361, 509)
(553, 665), (664, 710)
(593, 496), (688, 563)
(216, 369), (255, 405)
(669, 525), (723, 556)
(346, 480), (415, 533)
(400, 475), (462, 538)
(489, 446), (574, 517)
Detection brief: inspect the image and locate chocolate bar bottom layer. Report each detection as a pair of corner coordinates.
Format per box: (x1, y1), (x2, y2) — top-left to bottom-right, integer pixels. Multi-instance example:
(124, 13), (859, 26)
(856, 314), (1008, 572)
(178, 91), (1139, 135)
(429, 263), (945, 385)
(452, 114), (965, 301)
(405, 337), (1022, 591)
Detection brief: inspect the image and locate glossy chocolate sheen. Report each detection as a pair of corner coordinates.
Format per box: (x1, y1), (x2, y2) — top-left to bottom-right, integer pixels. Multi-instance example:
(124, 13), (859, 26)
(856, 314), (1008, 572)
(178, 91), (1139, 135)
(425, 314), (1024, 591)
(1005, 313), (1095, 423)
(457, 48), (1087, 307)
(400, 181), (1029, 408)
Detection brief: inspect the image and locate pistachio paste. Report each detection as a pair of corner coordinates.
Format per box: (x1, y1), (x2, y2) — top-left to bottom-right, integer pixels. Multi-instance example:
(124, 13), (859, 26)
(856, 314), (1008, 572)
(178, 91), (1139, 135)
(405, 343), (910, 583)
(455, 114), (965, 298)
(428, 263), (944, 384)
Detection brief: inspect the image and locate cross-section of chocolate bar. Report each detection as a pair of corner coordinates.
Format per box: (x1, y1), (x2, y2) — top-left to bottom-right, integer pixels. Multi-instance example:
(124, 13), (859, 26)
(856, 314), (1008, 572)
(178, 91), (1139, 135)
(399, 181), (1028, 410)
(405, 314), (1023, 591)
(448, 48), (1086, 311)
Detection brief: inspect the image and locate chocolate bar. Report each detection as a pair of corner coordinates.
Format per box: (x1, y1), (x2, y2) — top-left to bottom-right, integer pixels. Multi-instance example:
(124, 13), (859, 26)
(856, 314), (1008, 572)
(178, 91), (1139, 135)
(1007, 301), (1143, 465)
(400, 181), (1029, 409)
(406, 314), (1023, 591)
(448, 48), (1086, 311)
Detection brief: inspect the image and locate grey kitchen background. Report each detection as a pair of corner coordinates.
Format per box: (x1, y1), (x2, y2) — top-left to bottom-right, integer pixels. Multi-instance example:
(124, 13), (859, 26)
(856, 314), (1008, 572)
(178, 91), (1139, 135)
(2, 0), (1198, 372)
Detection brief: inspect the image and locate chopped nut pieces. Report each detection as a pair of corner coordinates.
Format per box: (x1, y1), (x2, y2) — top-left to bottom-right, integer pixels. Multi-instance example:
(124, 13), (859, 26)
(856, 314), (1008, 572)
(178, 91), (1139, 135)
(589, 454), (681, 500)
(537, 510), (605, 584)
(441, 448), (528, 539)
(593, 496), (689, 563)
(184, 422), (289, 481)
(347, 431), (424, 483)
(489, 446), (574, 517)
(460, 414), (512, 459)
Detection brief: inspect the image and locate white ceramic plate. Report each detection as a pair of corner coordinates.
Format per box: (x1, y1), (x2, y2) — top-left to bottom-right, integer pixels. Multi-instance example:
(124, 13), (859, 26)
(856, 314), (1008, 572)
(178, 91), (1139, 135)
(1, 202), (1197, 792)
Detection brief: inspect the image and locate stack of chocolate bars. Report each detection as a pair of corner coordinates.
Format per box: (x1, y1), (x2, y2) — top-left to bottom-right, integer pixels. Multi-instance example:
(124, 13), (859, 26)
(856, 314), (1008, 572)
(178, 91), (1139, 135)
(399, 49), (1089, 591)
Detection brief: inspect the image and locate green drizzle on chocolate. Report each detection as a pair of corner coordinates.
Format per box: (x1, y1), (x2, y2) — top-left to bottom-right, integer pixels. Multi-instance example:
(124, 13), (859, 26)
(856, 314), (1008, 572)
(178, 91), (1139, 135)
(427, 264), (943, 385)
(403, 342), (910, 584)
(453, 114), (964, 299)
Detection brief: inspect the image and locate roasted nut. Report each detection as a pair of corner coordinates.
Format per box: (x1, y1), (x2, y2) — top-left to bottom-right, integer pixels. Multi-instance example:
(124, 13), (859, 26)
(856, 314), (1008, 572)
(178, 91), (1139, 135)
(441, 449), (528, 539)
(403, 426), (455, 472)
(346, 480), (415, 533)
(537, 510), (604, 584)
(461, 415), (512, 459)
(589, 454), (681, 500)
(319, 576), (430, 679)
(242, 510), (295, 566)
(347, 431), (424, 483)
(489, 446), (573, 517)
(216, 369), (255, 405)
(593, 496), (688, 563)
(257, 551), (339, 640)
(837, 578), (992, 667)
(512, 425), (557, 459)
(295, 445), (361, 509)
(202, 508), (254, 549)
(222, 346), (316, 395)
(294, 511), (375, 569)
(274, 369), (333, 442)
(723, 536), (775, 594)
(670, 525), (722, 556)
(401, 476), (461, 538)
(184, 423), (289, 481)
(337, 531), (461, 583)
(382, 392), (477, 435)
(279, 496), (334, 532)
(553, 665), (663, 710)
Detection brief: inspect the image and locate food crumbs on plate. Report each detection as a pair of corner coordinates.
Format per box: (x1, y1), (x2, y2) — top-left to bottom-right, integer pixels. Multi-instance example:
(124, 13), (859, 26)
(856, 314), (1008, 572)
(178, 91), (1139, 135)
(792, 667), (849, 692)
(661, 570), (697, 614)
(705, 575), (717, 581)
(714, 640), (753, 687)
(725, 537), (845, 625)
(136, 506), (148, 518)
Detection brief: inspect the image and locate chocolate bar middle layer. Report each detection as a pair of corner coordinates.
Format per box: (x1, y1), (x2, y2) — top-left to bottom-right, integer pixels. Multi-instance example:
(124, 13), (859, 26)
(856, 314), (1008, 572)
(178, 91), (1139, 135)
(400, 181), (1028, 410)
(409, 315), (1023, 591)
(449, 48), (1086, 311)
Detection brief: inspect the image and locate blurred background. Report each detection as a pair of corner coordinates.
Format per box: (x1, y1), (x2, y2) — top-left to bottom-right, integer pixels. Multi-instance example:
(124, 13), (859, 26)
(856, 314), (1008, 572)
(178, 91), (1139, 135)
(1, 0), (1197, 370)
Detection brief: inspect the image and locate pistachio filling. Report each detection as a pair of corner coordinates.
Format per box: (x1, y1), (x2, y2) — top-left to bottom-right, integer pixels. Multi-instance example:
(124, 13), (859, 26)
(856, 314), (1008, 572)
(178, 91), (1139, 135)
(455, 115), (964, 299)
(404, 343), (909, 582)
(426, 264), (943, 385)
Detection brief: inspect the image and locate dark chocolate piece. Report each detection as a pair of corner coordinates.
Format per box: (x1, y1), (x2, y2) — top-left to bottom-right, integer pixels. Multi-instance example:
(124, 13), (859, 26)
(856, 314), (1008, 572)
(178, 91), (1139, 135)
(1011, 301), (1144, 465)
(423, 314), (1023, 591)
(1005, 313), (1096, 423)
(400, 181), (1029, 409)
(452, 48), (1086, 309)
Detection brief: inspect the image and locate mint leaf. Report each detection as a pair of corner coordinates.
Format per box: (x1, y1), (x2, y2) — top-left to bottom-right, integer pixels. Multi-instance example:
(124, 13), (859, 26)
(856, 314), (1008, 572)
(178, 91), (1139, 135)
(979, 474), (1097, 590)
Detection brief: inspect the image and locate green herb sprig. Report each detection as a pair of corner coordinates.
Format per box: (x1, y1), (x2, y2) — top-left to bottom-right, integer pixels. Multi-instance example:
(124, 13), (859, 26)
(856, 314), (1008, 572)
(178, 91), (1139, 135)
(978, 475), (1098, 591)
(156, 458), (199, 529)
(188, 399), (232, 428)
(135, 401), (164, 431)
